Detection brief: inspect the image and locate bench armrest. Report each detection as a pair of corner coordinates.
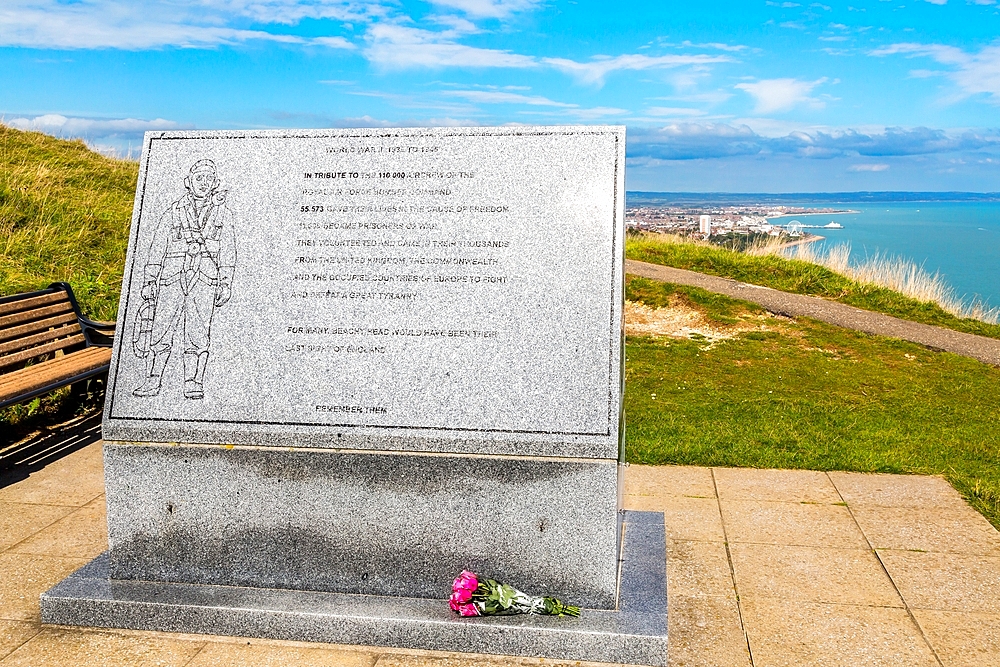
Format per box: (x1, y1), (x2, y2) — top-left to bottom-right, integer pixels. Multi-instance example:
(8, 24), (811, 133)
(79, 318), (116, 348)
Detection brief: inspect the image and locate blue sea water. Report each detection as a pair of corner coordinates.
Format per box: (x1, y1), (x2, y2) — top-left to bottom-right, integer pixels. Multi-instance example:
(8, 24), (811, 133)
(769, 202), (1000, 310)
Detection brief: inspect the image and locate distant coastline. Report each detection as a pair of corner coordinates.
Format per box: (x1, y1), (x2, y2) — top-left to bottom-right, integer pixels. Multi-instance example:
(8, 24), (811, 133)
(767, 210), (858, 218)
(628, 191), (1000, 205)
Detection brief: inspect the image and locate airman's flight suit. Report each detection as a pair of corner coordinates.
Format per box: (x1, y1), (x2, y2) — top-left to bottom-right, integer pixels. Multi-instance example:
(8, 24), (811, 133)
(133, 180), (236, 399)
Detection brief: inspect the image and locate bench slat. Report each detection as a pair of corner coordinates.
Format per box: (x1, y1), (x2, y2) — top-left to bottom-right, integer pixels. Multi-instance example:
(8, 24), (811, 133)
(0, 322), (83, 356)
(0, 347), (112, 403)
(0, 312), (80, 344)
(0, 345), (111, 390)
(0, 301), (75, 330)
(0, 291), (67, 317)
(0, 333), (86, 370)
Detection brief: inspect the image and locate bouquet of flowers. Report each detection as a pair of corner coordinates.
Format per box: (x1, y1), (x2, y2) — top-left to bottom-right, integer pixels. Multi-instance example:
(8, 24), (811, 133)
(449, 570), (580, 618)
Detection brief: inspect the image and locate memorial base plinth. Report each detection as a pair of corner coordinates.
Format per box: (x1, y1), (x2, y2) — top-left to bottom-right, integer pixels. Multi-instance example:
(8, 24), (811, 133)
(42, 511), (667, 666)
(102, 443), (621, 609)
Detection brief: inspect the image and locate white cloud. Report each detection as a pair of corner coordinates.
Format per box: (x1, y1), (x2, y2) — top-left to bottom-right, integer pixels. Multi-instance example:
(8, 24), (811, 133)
(364, 23), (536, 68)
(195, 0), (380, 24)
(3, 113), (187, 156)
(5, 113), (183, 135)
(645, 107), (707, 117)
(735, 78), (828, 113)
(521, 106), (630, 120)
(542, 54), (732, 86)
(311, 36), (356, 49)
(566, 107), (629, 120)
(870, 42), (1000, 103)
(628, 123), (1000, 161)
(849, 163), (890, 171)
(655, 91), (734, 104)
(680, 41), (747, 52)
(0, 0), (369, 49)
(362, 24), (730, 82)
(442, 90), (575, 106)
(427, 0), (541, 18)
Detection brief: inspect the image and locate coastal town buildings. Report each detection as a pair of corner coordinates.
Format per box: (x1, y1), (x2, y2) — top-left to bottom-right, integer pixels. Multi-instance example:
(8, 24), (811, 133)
(626, 203), (848, 247)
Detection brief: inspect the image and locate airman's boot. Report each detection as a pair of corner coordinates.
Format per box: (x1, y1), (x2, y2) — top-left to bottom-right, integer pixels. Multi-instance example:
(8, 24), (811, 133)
(184, 351), (208, 399)
(133, 351), (168, 397)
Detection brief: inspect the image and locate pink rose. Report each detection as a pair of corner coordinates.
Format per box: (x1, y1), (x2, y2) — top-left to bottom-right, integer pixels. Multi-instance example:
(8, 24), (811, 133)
(451, 587), (473, 604)
(458, 602), (480, 617)
(449, 595), (461, 612)
(453, 570), (479, 594)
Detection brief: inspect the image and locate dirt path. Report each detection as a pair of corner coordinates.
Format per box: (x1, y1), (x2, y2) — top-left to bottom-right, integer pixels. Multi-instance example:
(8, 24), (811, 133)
(626, 258), (1000, 366)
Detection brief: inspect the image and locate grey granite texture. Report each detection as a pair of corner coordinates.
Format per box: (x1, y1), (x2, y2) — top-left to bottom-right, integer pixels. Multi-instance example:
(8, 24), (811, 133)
(42, 511), (666, 666)
(104, 126), (626, 460)
(104, 442), (621, 609)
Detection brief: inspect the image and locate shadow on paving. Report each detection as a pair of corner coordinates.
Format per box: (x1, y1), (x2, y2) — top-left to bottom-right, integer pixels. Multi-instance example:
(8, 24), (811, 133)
(0, 410), (103, 489)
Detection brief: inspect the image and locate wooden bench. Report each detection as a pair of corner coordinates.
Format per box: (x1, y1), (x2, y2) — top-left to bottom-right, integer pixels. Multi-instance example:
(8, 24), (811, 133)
(0, 283), (115, 410)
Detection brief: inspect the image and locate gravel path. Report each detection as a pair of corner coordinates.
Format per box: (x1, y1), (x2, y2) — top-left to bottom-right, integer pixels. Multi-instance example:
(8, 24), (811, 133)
(626, 258), (1000, 366)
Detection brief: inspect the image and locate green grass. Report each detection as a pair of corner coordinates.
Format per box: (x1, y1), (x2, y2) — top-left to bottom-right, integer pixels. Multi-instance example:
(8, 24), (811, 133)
(1, 127), (136, 428)
(1, 126), (138, 322)
(625, 276), (1000, 528)
(626, 232), (1000, 339)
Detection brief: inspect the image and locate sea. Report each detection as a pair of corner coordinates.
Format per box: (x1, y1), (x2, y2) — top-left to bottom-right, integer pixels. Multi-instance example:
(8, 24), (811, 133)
(628, 193), (1000, 310)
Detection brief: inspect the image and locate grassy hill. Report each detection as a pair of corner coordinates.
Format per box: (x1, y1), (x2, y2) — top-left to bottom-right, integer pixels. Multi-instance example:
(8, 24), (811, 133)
(625, 277), (1000, 528)
(1, 126), (138, 322)
(2, 127), (999, 527)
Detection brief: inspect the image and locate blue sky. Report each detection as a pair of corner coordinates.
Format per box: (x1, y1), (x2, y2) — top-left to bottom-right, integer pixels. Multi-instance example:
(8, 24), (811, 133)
(2, 0), (1000, 191)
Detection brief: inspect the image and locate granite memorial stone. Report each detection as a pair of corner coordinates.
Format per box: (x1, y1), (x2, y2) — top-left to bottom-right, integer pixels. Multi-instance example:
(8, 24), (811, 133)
(42, 126), (668, 665)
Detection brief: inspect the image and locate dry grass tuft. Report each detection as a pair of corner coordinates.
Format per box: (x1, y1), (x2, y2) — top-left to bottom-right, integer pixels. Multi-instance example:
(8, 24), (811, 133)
(769, 242), (1000, 324)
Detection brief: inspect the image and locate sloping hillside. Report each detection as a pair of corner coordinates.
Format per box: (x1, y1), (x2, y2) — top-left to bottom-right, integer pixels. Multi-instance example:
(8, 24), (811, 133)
(0, 126), (138, 321)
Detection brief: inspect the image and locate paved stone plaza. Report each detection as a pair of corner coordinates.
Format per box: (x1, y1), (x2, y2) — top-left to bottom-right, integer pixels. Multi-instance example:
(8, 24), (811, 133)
(1, 441), (999, 666)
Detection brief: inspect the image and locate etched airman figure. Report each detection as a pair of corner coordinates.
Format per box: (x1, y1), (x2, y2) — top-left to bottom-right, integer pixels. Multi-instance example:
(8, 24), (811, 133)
(132, 159), (237, 399)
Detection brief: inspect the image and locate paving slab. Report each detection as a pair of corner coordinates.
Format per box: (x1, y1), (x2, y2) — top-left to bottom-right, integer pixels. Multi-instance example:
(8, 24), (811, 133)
(0, 621), (38, 661)
(828, 471), (969, 510)
(911, 608), (1000, 667)
(0, 553), (89, 622)
(665, 595), (750, 667)
(185, 640), (378, 667)
(625, 494), (725, 542)
(713, 468), (842, 504)
(877, 550), (1000, 613)
(719, 499), (869, 549)
(0, 627), (205, 667)
(852, 505), (1000, 556)
(625, 465), (716, 499)
(665, 540), (735, 599)
(740, 598), (939, 667)
(0, 502), (74, 552)
(10, 505), (108, 560)
(729, 543), (902, 608)
(0, 444), (104, 507)
(83, 494), (105, 509)
(374, 654), (623, 667)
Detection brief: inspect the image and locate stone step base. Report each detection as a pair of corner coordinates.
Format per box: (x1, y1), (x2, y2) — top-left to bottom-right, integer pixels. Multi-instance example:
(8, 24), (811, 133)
(41, 511), (667, 666)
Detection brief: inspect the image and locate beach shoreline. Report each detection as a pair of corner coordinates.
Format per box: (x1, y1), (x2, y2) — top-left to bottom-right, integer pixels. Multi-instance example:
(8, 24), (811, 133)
(766, 210), (859, 219)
